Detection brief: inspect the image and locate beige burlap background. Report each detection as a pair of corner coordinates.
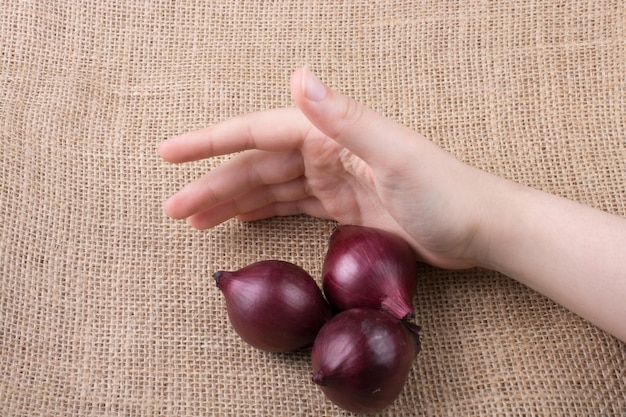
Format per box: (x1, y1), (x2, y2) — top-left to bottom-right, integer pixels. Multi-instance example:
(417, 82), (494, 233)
(1, 1), (625, 416)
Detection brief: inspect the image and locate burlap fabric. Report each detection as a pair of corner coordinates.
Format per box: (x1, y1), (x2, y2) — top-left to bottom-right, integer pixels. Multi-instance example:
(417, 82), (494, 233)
(1, 1), (624, 416)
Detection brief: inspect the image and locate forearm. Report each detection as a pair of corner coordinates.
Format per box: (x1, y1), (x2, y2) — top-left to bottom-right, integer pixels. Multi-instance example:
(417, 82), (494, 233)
(476, 177), (626, 342)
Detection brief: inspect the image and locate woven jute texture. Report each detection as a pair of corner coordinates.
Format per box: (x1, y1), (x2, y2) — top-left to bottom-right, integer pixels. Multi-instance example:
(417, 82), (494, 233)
(1, 1), (625, 416)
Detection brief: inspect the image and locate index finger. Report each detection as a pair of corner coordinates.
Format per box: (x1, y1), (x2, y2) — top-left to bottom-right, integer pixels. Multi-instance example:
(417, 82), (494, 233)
(158, 107), (311, 163)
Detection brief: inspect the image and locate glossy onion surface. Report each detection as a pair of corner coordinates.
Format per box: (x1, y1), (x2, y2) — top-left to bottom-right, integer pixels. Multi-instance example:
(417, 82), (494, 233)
(214, 260), (332, 352)
(322, 225), (418, 320)
(311, 308), (421, 413)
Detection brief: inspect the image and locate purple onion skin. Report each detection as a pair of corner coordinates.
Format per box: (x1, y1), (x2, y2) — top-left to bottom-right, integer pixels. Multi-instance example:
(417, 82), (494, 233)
(311, 308), (421, 414)
(322, 225), (418, 320)
(213, 260), (332, 353)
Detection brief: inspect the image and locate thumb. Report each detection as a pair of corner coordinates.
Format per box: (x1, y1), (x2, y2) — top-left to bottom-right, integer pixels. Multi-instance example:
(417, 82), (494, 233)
(290, 67), (414, 166)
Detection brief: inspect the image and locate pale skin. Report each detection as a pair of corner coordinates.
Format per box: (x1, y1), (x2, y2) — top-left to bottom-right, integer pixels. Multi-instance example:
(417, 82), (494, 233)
(159, 67), (626, 343)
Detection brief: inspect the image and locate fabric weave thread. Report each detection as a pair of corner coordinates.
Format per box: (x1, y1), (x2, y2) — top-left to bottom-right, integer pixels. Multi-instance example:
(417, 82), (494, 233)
(1, 1), (625, 415)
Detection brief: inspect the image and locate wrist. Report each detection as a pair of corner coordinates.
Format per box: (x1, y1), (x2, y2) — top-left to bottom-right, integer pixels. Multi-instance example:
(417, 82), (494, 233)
(465, 173), (531, 271)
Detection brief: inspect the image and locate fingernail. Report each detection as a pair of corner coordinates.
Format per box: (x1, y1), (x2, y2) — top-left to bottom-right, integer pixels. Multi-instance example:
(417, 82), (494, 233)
(302, 68), (327, 102)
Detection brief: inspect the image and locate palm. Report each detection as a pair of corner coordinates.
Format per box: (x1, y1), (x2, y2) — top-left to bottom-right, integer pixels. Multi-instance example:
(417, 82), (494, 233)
(298, 130), (393, 228)
(297, 126), (480, 269)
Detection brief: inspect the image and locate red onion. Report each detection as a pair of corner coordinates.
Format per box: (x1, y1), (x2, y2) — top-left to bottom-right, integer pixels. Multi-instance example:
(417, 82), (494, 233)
(322, 225), (418, 320)
(213, 260), (332, 353)
(311, 308), (421, 413)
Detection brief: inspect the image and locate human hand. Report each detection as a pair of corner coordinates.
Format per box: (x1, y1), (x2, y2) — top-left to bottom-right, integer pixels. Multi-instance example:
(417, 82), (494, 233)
(159, 68), (500, 269)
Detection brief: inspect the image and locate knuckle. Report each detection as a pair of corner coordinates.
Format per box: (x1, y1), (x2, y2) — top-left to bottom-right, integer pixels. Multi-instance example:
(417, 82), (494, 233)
(339, 97), (367, 130)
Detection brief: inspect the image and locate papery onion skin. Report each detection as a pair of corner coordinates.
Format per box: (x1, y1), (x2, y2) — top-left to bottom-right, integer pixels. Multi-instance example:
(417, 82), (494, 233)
(322, 225), (418, 320)
(213, 260), (332, 353)
(311, 308), (421, 414)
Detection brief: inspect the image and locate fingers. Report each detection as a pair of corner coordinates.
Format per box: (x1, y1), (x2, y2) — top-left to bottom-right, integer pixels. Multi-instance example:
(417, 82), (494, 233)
(290, 67), (421, 169)
(187, 177), (330, 229)
(158, 107), (310, 163)
(163, 149), (304, 220)
(187, 176), (308, 228)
